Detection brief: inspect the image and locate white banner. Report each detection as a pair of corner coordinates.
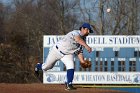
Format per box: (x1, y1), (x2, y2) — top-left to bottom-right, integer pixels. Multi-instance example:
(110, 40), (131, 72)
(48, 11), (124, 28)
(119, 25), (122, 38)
(43, 72), (140, 84)
(43, 35), (140, 84)
(43, 35), (140, 47)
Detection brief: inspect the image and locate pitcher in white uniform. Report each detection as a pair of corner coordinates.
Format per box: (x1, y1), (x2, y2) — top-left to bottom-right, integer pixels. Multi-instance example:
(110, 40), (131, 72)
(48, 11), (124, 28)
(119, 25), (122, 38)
(42, 23), (93, 90)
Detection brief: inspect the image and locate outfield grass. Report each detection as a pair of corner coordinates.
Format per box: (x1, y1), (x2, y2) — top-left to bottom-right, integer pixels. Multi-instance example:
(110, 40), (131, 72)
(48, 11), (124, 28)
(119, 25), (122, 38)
(78, 84), (140, 88)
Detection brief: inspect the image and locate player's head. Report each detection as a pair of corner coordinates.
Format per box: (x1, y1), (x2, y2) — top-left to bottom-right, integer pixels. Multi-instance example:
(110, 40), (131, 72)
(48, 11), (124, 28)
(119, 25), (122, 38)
(79, 23), (93, 36)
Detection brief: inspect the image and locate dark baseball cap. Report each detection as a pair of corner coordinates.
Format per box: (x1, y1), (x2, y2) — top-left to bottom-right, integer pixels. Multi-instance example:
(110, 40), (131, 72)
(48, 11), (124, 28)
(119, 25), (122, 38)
(81, 23), (93, 33)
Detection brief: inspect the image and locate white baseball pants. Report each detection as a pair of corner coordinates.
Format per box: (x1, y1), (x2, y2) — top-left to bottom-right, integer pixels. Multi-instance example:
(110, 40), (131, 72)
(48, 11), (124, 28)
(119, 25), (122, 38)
(42, 45), (74, 71)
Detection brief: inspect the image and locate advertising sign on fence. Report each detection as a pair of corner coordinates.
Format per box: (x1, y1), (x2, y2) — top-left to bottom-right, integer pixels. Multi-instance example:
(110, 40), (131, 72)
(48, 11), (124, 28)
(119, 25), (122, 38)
(43, 35), (140, 84)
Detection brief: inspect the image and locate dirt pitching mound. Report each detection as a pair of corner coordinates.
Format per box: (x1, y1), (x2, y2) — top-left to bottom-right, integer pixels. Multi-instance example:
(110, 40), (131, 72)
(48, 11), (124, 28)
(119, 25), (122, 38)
(0, 83), (129, 93)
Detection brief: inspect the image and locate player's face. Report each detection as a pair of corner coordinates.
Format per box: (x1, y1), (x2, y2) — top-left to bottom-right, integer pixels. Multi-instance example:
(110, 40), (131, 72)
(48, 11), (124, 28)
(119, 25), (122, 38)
(84, 28), (90, 36)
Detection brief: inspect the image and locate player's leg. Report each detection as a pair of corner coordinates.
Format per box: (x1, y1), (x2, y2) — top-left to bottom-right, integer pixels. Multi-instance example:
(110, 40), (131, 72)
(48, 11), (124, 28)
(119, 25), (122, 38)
(61, 54), (76, 90)
(42, 46), (63, 71)
(35, 71), (39, 77)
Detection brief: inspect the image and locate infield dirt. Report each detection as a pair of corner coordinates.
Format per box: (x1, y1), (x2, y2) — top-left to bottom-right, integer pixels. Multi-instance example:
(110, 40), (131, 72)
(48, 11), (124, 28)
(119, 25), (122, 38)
(0, 83), (129, 93)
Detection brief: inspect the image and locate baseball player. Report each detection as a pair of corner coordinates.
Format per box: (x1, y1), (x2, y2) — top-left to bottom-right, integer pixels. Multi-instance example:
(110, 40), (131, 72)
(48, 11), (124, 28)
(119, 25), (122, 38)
(42, 23), (93, 90)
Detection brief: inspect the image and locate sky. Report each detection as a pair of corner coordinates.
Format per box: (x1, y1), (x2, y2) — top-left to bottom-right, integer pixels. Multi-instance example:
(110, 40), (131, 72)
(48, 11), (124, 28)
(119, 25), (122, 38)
(0, 0), (12, 5)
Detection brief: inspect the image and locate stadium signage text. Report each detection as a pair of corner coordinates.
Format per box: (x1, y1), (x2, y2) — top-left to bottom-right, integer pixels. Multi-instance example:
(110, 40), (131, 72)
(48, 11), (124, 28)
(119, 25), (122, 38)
(44, 72), (140, 84)
(44, 35), (140, 47)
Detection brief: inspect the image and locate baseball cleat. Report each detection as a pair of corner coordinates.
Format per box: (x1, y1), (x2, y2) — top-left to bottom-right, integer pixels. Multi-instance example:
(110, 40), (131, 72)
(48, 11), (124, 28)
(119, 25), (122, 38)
(65, 84), (77, 91)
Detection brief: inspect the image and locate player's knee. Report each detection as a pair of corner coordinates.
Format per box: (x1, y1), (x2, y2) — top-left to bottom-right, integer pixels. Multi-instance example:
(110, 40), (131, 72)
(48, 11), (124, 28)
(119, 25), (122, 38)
(42, 64), (53, 71)
(66, 65), (74, 70)
(65, 61), (74, 70)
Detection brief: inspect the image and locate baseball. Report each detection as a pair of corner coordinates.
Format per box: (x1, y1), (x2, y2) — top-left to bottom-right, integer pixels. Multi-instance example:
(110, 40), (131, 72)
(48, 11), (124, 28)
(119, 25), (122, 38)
(107, 8), (111, 12)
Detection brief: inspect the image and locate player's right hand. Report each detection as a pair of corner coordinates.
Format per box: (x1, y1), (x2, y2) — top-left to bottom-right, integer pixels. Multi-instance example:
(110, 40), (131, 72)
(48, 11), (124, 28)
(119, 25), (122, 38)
(86, 46), (92, 53)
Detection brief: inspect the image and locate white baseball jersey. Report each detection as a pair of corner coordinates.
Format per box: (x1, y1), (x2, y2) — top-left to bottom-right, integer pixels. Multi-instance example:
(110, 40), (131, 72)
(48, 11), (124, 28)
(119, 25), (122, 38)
(42, 30), (86, 71)
(56, 30), (85, 55)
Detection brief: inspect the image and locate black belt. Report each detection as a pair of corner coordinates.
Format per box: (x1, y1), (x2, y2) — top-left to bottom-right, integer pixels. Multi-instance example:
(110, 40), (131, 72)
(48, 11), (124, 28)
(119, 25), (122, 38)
(56, 45), (66, 55)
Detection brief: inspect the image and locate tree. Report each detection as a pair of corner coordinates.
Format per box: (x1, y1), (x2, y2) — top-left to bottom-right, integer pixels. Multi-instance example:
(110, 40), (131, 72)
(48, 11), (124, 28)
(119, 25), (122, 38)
(102, 0), (140, 35)
(0, 2), (4, 42)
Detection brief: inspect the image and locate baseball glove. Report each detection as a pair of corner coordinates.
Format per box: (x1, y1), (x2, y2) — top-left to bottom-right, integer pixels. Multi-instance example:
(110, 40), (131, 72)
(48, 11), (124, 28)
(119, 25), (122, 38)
(80, 60), (91, 68)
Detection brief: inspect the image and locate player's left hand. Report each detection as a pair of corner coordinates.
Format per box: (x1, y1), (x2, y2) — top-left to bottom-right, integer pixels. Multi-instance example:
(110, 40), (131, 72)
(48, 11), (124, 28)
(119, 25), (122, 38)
(80, 60), (91, 68)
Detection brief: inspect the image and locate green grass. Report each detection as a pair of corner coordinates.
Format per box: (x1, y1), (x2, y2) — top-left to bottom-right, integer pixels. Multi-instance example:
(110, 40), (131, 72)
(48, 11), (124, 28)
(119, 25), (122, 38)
(78, 85), (140, 88)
